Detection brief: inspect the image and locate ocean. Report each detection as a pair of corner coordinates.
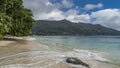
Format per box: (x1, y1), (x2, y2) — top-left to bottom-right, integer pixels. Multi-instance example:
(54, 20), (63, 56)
(31, 36), (120, 65)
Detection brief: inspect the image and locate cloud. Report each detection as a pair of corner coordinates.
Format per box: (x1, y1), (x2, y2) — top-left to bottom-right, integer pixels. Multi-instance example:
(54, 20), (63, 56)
(23, 0), (90, 23)
(85, 3), (103, 10)
(23, 0), (58, 20)
(91, 9), (120, 30)
(39, 9), (65, 20)
(23, 0), (74, 20)
(66, 12), (91, 23)
(61, 0), (74, 8)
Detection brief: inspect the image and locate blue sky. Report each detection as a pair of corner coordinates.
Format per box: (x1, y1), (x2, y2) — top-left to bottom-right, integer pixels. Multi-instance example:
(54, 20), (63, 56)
(73, 0), (120, 8)
(23, 0), (120, 30)
(50, 0), (120, 13)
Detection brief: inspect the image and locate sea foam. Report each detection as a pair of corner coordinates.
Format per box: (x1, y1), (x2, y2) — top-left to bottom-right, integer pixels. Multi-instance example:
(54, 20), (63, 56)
(25, 37), (36, 41)
(64, 49), (110, 62)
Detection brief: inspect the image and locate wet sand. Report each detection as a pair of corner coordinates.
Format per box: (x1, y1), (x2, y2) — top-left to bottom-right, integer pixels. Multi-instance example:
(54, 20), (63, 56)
(0, 39), (120, 68)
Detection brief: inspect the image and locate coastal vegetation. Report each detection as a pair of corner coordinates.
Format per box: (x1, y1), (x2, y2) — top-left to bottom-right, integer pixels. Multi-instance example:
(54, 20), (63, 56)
(0, 0), (34, 40)
(32, 20), (120, 36)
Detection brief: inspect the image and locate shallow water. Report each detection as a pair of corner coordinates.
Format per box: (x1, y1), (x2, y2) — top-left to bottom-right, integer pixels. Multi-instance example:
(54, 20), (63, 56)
(31, 36), (120, 65)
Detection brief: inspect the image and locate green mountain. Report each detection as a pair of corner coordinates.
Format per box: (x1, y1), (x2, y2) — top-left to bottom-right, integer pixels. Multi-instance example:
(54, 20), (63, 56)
(31, 20), (120, 36)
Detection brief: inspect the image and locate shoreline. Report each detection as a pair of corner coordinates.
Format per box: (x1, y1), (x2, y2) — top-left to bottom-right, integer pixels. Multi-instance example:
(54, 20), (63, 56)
(0, 38), (120, 68)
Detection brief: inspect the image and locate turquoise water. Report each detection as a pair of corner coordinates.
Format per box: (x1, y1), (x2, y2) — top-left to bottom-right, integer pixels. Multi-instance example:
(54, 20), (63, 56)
(31, 36), (120, 65)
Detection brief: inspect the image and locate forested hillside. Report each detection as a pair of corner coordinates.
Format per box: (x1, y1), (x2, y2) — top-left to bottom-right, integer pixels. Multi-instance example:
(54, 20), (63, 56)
(31, 20), (120, 36)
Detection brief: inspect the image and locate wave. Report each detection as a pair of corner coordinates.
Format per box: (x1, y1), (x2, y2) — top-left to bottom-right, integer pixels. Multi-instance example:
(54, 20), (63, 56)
(25, 37), (36, 41)
(64, 49), (110, 62)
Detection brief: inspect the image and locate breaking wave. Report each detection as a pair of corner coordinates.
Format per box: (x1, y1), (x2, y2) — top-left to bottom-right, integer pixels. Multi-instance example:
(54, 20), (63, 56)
(25, 37), (36, 41)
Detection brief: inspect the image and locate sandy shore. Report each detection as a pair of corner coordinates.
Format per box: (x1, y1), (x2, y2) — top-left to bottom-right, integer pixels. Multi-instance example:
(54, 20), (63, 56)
(0, 41), (14, 47)
(0, 39), (120, 68)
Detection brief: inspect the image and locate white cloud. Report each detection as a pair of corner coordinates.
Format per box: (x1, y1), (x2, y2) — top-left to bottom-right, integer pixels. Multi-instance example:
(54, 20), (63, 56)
(62, 0), (74, 8)
(23, 0), (74, 20)
(23, 0), (90, 23)
(66, 13), (91, 23)
(85, 3), (103, 10)
(39, 9), (65, 20)
(91, 9), (120, 30)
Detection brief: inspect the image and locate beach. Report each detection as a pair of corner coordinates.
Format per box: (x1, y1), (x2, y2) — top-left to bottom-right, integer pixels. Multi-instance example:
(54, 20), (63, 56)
(0, 38), (120, 68)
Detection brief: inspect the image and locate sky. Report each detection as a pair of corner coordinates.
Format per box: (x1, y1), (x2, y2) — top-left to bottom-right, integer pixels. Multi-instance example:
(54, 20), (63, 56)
(23, 0), (120, 30)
